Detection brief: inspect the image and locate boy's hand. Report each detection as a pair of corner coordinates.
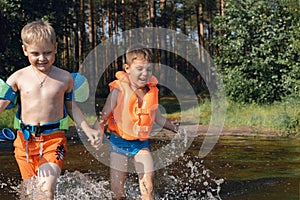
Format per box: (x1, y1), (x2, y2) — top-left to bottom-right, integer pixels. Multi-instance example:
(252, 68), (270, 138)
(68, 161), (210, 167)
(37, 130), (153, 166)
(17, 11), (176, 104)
(86, 127), (103, 150)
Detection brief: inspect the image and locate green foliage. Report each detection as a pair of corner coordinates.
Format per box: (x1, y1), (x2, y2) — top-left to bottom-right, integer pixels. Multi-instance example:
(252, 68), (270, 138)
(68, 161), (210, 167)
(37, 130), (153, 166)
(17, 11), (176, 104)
(0, 0), (26, 77)
(274, 97), (300, 136)
(212, 0), (300, 104)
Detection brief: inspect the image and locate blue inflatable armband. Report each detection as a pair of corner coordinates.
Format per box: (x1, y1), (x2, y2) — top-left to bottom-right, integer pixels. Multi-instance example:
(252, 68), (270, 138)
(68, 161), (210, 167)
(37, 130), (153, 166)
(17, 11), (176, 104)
(65, 73), (89, 102)
(0, 78), (18, 109)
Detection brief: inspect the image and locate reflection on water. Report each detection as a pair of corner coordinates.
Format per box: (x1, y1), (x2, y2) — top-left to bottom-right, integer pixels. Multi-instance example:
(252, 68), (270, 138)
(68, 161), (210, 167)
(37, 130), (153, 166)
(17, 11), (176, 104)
(201, 136), (300, 200)
(0, 132), (299, 199)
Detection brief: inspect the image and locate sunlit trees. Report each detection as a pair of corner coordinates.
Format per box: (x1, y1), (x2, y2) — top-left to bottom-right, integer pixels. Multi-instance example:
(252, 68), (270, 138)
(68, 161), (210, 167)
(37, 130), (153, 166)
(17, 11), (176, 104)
(212, 0), (300, 104)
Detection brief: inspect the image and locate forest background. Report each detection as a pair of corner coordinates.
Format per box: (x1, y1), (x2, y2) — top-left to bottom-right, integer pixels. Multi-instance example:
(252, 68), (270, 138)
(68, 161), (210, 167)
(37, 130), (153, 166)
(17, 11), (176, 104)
(0, 0), (299, 135)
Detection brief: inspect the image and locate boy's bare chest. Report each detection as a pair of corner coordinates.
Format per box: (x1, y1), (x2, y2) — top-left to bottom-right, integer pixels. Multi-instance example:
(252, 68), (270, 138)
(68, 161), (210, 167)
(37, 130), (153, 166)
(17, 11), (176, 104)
(19, 77), (66, 100)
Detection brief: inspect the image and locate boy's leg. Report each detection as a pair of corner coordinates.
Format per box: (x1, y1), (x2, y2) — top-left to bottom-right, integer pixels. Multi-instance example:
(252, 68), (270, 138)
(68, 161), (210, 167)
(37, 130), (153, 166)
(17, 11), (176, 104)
(16, 162), (61, 200)
(36, 133), (66, 199)
(134, 149), (154, 200)
(110, 152), (128, 200)
(19, 177), (37, 200)
(14, 131), (66, 199)
(37, 162), (61, 199)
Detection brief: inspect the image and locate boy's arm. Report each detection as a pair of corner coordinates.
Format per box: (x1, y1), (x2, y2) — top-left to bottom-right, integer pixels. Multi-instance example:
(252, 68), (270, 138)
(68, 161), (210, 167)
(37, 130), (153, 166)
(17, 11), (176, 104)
(94, 89), (118, 130)
(0, 100), (11, 113)
(65, 74), (101, 148)
(66, 101), (101, 148)
(155, 109), (179, 133)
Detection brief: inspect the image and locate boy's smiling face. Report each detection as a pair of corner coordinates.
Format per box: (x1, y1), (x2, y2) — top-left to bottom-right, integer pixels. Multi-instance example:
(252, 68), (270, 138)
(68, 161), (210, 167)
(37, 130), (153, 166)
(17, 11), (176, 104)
(125, 58), (152, 90)
(22, 40), (57, 73)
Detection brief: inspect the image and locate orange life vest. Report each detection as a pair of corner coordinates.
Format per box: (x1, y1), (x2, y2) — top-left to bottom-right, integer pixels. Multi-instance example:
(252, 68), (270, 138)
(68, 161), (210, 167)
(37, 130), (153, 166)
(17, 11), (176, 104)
(107, 71), (159, 141)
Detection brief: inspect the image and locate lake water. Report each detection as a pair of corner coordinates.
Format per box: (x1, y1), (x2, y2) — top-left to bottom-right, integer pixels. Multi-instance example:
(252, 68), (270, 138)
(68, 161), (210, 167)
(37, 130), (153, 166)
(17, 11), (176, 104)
(0, 130), (299, 199)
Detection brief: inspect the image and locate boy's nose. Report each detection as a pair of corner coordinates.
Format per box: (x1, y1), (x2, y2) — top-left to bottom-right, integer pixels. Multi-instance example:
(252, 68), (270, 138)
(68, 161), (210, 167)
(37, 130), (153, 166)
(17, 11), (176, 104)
(142, 69), (149, 76)
(38, 54), (46, 61)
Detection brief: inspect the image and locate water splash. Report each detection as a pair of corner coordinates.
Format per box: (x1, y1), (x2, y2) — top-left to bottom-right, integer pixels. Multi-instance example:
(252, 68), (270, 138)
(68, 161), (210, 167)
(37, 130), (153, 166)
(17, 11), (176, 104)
(152, 127), (224, 200)
(153, 128), (194, 169)
(0, 174), (20, 199)
(56, 170), (111, 200)
(156, 158), (224, 200)
(1, 163), (223, 199)
(175, 128), (188, 147)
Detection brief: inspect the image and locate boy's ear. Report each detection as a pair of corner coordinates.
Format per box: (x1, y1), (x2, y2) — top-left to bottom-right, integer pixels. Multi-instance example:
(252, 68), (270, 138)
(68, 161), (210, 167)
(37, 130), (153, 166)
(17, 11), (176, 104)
(124, 64), (130, 72)
(22, 45), (28, 56)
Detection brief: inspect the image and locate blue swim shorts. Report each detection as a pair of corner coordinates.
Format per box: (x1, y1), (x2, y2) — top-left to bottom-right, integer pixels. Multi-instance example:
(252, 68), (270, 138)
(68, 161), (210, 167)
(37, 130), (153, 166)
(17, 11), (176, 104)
(109, 133), (150, 157)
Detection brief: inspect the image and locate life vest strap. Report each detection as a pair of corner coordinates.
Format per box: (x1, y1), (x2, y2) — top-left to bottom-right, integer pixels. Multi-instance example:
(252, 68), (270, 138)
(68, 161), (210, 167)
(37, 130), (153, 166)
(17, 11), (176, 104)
(135, 107), (149, 115)
(20, 120), (67, 136)
(14, 106), (69, 140)
(134, 125), (150, 133)
(15, 116), (68, 130)
(14, 117), (68, 140)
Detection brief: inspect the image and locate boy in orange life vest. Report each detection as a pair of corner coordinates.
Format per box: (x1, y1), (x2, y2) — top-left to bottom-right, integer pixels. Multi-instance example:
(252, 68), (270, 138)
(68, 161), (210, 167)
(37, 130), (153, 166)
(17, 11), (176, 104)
(0, 21), (101, 199)
(96, 45), (178, 200)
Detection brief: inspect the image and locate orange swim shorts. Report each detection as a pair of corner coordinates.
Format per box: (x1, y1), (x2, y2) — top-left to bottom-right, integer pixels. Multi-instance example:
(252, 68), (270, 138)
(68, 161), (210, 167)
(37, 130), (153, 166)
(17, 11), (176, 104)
(14, 130), (67, 179)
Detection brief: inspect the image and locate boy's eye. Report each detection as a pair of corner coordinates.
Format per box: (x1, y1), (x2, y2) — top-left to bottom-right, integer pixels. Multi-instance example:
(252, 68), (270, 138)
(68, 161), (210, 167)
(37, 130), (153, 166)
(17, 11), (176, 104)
(135, 65), (152, 72)
(31, 52), (39, 56)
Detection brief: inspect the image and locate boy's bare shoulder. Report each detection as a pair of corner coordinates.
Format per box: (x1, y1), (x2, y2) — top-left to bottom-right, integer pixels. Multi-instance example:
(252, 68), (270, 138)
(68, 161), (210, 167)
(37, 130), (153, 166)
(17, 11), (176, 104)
(51, 66), (73, 80)
(52, 66), (71, 74)
(11, 66), (30, 76)
(6, 66), (30, 85)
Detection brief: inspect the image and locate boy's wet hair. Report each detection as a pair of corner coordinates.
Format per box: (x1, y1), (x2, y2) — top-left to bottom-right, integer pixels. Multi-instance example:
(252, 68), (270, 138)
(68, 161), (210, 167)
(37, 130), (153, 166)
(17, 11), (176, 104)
(21, 20), (56, 46)
(125, 44), (152, 65)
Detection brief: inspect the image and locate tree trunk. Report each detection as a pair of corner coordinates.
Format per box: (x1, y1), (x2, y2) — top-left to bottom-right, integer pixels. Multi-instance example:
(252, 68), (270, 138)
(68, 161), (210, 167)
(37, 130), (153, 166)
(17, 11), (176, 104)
(219, 0), (225, 16)
(80, 0), (86, 61)
(114, 0), (120, 73)
(196, 3), (208, 82)
(88, 0), (96, 49)
(208, 9), (214, 55)
(87, 0), (97, 90)
(159, 0), (167, 96)
(73, 0), (80, 72)
(148, 0), (155, 27)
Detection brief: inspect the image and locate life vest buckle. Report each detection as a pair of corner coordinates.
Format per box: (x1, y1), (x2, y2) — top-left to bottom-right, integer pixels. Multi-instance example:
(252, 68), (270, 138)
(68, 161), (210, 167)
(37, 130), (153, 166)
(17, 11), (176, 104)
(20, 123), (35, 133)
(20, 122), (61, 138)
(135, 107), (149, 115)
(20, 123), (43, 137)
(136, 125), (149, 133)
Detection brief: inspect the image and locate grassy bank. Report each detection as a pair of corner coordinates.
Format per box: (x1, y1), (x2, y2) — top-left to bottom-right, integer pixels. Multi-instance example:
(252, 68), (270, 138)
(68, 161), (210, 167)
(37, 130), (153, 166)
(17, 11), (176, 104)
(1, 97), (299, 136)
(224, 98), (300, 136)
(162, 97), (300, 136)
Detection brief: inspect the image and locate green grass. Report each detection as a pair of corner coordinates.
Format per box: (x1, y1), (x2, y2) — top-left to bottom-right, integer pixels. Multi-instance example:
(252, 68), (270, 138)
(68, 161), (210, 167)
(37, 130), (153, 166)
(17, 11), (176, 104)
(162, 97), (300, 136)
(224, 98), (300, 136)
(0, 108), (16, 129)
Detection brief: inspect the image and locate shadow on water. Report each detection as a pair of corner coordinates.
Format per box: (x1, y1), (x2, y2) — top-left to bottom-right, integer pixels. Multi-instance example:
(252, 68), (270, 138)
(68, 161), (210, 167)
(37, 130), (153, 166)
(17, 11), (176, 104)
(0, 128), (299, 199)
